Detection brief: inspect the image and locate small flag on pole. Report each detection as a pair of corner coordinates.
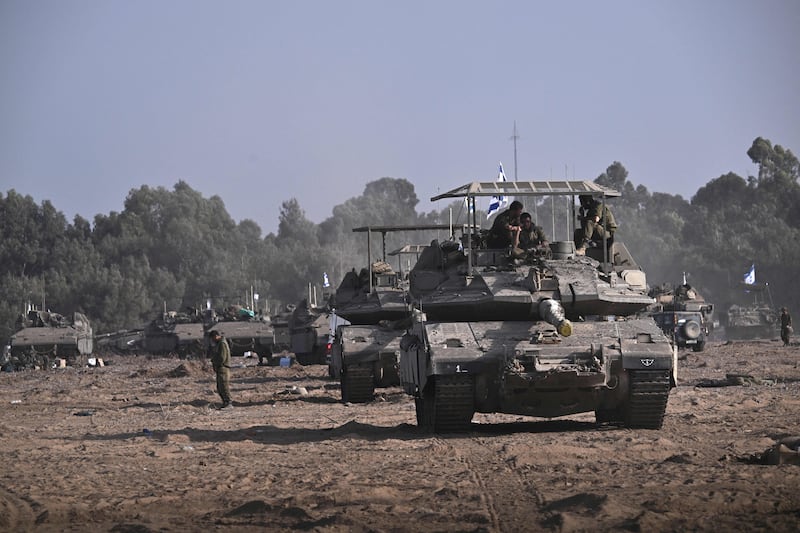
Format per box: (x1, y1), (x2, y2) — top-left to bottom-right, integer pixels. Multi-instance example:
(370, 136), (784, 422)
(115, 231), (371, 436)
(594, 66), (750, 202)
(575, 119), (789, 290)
(323, 272), (330, 288)
(486, 162), (508, 218)
(743, 264), (755, 285)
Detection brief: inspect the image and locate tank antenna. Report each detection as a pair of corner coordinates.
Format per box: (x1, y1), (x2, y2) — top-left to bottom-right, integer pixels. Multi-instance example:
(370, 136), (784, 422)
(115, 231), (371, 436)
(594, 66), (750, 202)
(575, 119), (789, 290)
(510, 121), (519, 181)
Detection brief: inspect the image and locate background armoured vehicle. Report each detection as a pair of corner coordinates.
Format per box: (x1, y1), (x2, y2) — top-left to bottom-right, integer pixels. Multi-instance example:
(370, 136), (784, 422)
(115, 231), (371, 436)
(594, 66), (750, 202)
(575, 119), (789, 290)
(723, 282), (778, 340)
(140, 310), (204, 357)
(399, 180), (676, 432)
(6, 308), (93, 370)
(289, 298), (331, 365)
(270, 304), (295, 354)
(329, 225), (454, 402)
(649, 280), (714, 351)
(202, 305), (275, 362)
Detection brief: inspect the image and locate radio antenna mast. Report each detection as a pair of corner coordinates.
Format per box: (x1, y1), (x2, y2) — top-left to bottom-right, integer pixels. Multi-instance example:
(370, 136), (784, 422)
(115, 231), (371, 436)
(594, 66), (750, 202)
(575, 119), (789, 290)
(510, 121), (520, 181)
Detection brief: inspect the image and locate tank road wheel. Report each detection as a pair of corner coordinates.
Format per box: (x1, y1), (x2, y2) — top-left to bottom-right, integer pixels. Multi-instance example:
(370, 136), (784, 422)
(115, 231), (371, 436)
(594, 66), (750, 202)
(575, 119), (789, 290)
(624, 370), (671, 429)
(416, 375), (474, 433)
(340, 364), (374, 403)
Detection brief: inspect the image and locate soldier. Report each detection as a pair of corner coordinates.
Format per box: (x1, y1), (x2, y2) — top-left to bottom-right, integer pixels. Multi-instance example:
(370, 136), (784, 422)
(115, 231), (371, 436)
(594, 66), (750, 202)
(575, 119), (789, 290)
(780, 307), (792, 346)
(487, 200), (524, 248)
(208, 330), (233, 408)
(575, 195), (617, 255)
(515, 212), (549, 252)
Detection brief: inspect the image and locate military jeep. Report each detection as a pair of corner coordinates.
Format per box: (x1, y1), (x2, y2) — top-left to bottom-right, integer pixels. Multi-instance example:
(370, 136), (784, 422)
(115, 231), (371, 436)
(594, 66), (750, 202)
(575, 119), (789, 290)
(651, 310), (707, 352)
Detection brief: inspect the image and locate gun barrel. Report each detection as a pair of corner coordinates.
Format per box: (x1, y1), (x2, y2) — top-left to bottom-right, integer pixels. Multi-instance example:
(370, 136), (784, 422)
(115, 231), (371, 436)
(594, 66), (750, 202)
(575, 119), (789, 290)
(538, 299), (573, 337)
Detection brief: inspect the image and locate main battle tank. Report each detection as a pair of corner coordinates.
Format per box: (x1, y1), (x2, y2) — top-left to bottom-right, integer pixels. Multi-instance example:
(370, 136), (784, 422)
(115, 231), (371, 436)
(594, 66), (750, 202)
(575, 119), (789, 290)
(330, 225), (454, 402)
(6, 309), (93, 370)
(141, 310), (204, 357)
(270, 304), (295, 354)
(399, 180), (676, 432)
(289, 298), (331, 365)
(202, 305), (275, 363)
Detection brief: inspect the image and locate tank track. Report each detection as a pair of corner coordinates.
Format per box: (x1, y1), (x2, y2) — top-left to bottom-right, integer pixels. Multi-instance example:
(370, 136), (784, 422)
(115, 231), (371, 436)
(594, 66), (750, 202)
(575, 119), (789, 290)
(417, 374), (474, 433)
(625, 369), (671, 429)
(340, 364), (375, 403)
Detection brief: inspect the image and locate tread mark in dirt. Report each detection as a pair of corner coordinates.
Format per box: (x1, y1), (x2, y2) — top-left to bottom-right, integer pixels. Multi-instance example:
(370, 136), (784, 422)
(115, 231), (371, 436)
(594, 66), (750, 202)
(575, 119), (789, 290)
(436, 435), (547, 531)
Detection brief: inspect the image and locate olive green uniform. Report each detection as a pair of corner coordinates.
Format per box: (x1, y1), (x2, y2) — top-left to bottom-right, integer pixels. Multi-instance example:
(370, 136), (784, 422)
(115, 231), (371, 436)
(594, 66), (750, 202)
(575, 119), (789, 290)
(519, 224), (547, 250)
(577, 201), (617, 247)
(781, 310), (792, 346)
(488, 208), (520, 248)
(211, 336), (232, 405)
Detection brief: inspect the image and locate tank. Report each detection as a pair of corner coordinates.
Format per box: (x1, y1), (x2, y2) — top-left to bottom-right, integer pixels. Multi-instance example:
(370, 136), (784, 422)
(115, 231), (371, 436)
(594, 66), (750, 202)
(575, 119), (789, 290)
(289, 298), (331, 365)
(270, 304), (295, 354)
(648, 279), (715, 352)
(94, 328), (145, 355)
(5, 308), (94, 370)
(202, 305), (275, 364)
(330, 225), (455, 402)
(399, 180), (676, 432)
(723, 281), (778, 340)
(141, 310), (204, 357)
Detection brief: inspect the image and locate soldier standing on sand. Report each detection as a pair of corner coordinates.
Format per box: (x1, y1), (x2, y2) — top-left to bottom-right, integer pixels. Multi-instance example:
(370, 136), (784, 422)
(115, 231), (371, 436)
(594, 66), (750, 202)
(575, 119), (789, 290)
(780, 307), (792, 346)
(208, 330), (233, 408)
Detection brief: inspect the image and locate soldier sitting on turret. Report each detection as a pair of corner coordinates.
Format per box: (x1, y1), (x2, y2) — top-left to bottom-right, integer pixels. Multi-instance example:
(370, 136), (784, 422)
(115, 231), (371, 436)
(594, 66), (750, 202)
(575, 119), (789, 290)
(514, 212), (549, 253)
(575, 195), (617, 255)
(487, 200), (524, 248)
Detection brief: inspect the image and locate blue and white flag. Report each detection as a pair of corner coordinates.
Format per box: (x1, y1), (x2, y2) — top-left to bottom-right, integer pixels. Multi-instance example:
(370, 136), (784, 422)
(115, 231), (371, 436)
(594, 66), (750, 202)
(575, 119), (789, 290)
(486, 162), (508, 218)
(323, 272), (330, 288)
(743, 264), (755, 285)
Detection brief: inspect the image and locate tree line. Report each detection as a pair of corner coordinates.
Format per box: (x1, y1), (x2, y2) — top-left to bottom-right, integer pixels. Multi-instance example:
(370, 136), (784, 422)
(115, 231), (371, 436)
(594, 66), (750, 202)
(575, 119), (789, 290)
(1, 137), (797, 341)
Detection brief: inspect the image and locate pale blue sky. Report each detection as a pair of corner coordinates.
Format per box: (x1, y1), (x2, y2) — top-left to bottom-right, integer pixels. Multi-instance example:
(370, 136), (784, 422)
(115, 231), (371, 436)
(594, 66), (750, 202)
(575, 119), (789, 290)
(1, 0), (798, 234)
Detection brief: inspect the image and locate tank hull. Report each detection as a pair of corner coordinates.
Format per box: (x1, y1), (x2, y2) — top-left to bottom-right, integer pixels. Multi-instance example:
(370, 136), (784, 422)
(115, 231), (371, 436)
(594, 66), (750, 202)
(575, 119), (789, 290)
(330, 324), (403, 403)
(8, 325), (94, 369)
(401, 316), (675, 431)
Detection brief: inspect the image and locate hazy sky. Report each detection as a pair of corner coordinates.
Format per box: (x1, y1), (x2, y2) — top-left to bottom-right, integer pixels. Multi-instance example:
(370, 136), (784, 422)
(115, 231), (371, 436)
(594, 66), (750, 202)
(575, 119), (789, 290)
(2, 0), (798, 235)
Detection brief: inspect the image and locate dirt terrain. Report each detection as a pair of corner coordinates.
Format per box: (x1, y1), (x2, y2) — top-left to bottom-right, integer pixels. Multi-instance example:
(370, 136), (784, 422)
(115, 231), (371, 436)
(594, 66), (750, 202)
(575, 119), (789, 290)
(1, 339), (799, 532)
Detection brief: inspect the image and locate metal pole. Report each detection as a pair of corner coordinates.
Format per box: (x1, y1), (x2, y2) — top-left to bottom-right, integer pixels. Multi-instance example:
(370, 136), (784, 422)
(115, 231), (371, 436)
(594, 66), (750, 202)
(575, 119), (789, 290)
(510, 121), (519, 181)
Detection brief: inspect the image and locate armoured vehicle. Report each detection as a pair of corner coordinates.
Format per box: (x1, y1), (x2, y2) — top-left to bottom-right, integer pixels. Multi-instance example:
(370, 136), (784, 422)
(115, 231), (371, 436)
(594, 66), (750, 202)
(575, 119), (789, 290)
(330, 225), (456, 402)
(94, 328), (145, 355)
(289, 298), (331, 365)
(649, 281), (715, 352)
(202, 305), (275, 362)
(140, 310), (204, 357)
(6, 308), (93, 370)
(270, 304), (295, 354)
(724, 282), (778, 340)
(399, 180), (676, 432)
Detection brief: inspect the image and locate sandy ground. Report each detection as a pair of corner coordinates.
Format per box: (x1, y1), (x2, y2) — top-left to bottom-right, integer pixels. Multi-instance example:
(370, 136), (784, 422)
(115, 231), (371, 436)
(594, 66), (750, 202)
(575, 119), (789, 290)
(1, 339), (799, 532)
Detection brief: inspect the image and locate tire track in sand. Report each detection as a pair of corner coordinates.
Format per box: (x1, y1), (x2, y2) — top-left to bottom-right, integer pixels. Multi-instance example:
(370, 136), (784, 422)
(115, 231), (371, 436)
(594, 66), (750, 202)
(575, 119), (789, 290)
(433, 434), (547, 532)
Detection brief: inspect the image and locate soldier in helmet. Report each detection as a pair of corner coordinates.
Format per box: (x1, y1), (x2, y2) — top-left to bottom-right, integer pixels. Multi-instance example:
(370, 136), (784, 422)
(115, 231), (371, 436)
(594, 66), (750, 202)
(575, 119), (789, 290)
(780, 307), (792, 346)
(208, 329), (233, 408)
(575, 195), (617, 255)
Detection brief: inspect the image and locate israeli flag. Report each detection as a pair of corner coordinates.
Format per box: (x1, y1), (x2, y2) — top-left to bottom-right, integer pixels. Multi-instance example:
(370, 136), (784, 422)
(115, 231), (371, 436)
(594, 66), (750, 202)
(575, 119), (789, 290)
(486, 162), (508, 218)
(323, 272), (330, 288)
(743, 264), (755, 285)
